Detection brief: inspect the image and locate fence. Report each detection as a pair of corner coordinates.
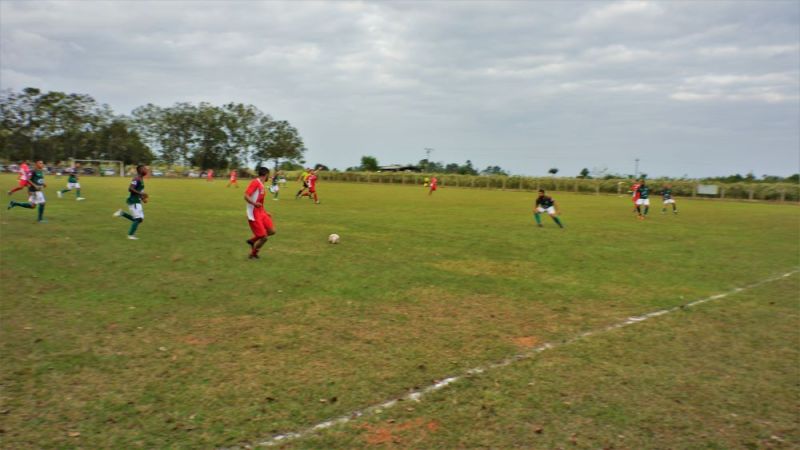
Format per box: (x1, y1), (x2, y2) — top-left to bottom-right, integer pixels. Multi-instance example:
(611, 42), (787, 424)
(306, 171), (800, 203)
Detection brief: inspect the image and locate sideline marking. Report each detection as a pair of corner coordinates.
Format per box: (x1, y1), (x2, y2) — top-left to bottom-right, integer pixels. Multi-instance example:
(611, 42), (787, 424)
(226, 270), (798, 449)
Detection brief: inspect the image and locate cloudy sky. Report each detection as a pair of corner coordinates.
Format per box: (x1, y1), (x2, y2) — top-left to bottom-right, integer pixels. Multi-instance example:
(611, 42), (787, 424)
(1, 1), (798, 177)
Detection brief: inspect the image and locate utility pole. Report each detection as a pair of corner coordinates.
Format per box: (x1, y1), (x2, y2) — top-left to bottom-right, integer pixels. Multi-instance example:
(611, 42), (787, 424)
(634, 158), (640, 178)
(424, 148), (434, 172)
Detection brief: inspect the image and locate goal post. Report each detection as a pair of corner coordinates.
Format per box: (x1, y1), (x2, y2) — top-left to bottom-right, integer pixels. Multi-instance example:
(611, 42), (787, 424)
(70, 159), (125, 176)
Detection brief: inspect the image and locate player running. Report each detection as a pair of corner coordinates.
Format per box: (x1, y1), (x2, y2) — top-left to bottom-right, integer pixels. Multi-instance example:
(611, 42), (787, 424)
(227, 169), (238, 188)
(7, 160), (30, 196)
(206, 169), (214, 182)
(295, 168), (310, 199)
(533, 189), (564, 228)
(661, 184), (678, 214)
(269, 170), (281, 200)
(635, 180), (651, 220)
(245, 166), (276, 259)
(307, 169), (320, 204)
(630, 178), (641, 213)
(8, 160), (47, 222)
(428, 176), (438, 195)
(113, 165), (148, 240)
(57, 163), (86, 200)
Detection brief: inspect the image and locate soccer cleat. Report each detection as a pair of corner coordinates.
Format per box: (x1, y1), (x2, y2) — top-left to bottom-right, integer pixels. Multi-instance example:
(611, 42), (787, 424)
(248, 253), (259, 259)
(537, 223), (543, 227)
(77, 197), (85, 201)
(7, 201), (12, 210)
(246, 239), (254, 249)
(57, 191), (63, 198)
(113, 209), (122, 217)
(127, 235), (139, 240)
(37, 219), (48, 223)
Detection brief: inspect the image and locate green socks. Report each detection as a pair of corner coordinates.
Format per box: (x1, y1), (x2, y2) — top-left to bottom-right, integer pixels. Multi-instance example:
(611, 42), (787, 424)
(121, 212), (135, 221)
(76, 189), (81, 197)
(128, 220), (140, 236)
(37, 204), (45, 221)
(534, 213), (542, 225)
(553, 216), (564, 228)
(10, 201), (34, 209)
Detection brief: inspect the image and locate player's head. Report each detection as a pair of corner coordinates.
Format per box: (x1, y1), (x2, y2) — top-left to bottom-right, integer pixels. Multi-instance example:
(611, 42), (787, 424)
(136, 165), (148, 176)
(640, 180), (646, 186)
(258, 166), (269, 177)
(538, 189), (545, 196)
(35, 160), (44, 169)
(75, 162), (81, 168)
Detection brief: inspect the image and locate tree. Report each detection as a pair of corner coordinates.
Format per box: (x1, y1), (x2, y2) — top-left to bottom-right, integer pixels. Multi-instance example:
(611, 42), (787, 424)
(85, 119), (153, 164)
(548, 168), (559, 176)
(360, 155), (379, 171)
(481, 165), (508, 176)
(578, 168), (591, 179)
(253, 119), (306, 169)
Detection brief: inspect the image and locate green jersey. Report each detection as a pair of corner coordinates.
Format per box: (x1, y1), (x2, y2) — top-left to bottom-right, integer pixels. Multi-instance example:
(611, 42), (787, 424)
(662, 188), (672, 199)
(68, 173), (78, 183)
(127, 176), (145, 204)
(28, 170), (45, 192)
(638, 186), (650, 199)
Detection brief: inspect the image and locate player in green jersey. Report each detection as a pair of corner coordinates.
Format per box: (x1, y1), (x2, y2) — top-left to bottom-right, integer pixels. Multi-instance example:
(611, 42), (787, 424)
(661, 184), (678, 214)
(533, 190), (564, 228)
(113, 165), (148, 240)
(57, 163), (85, 200)
(635, 181), (651, 219)
(7, 160), (47, 222)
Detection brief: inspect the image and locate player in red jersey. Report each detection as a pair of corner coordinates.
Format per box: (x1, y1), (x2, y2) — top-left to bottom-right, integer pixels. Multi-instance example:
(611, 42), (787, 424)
(307, 169), (320, 204)
(630, 179), (641, 213)
(227, 169), (238, 188)
(7, 160), (30, 196)
(244, 167), (275, 259)
(206, 169), (214, 182)
(428, 176), (438, 195)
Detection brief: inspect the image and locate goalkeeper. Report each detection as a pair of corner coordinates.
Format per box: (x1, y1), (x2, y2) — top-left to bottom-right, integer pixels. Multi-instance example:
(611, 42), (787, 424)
(113, 165), (149, 240)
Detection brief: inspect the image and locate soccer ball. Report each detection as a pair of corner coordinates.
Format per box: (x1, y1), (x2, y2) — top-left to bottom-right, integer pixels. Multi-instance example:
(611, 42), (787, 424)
(328, 233), (340, 244)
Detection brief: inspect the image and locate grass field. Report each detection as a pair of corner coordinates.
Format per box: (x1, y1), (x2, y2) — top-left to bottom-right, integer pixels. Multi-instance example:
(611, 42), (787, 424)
(1, 173), (798, 449)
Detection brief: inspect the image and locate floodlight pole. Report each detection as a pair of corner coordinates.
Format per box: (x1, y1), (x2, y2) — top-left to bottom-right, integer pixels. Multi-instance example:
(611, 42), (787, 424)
(424, 147), (434, 172)
(634, 158), (640, 178)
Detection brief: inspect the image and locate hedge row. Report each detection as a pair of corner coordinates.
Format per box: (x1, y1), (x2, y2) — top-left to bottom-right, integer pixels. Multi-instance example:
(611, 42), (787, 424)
(306, 171), (800, 202)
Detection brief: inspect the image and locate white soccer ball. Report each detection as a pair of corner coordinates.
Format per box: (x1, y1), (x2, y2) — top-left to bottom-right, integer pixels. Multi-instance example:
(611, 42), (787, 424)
(328, 233), (340, 244)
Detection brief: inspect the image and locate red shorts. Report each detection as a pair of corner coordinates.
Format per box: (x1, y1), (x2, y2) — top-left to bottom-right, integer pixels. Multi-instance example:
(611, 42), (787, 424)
(18, 180), (27, 187)
(430, 185), (437, 191)
(309, 187), (316, 194)
(248, 211), (274, 238)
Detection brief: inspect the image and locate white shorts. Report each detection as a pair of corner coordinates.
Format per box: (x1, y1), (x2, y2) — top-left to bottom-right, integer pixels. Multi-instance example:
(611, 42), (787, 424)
(67, 182), (80, 189)
(28, 191), (45, 204)
(636, 198), (650, 206)
(269, 185), (279, 193)
(663, 199), (675, 204)
(128, 203), (144, 219)
(536, 206), (556, 214)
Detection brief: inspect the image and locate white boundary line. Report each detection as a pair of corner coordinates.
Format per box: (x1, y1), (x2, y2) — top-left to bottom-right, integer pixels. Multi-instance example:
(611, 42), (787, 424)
(225, 270), (798, 449)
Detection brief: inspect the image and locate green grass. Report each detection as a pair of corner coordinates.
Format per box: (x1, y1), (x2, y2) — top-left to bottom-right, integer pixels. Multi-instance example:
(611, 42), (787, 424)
(1, 174), (798, 448)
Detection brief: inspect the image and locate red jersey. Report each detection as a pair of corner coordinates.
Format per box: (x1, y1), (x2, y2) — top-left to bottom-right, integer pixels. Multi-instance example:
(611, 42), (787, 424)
(430, 177), (437, 187)
(207, 169), (214, 179)
(308, 174), (318, 189)
(631, 183), (641, 200)
(19, 163), (29, 181)
(245, 178), (266, 220)
(230, 170), (237, 181)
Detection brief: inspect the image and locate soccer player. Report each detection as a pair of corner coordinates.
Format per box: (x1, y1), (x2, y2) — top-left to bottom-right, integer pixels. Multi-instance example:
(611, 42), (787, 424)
(533, 189), (564, 228)
(295, 168), (310, 199)
(306, 169), (320, 204)
(206, 168), (214, 182)
(630, 178), (641, 213)
(57, 163), (86, 200)
(8, 160), (47, 222)
(245, 166), (276, 259)
(269, 170), (281, 200)
(113, 165), (148, 240)
(7, 160), (30, 196)
(661, 184), (678, 214)
(227, 169), (238, 188)
(428, 176), (438, 195)
(635, 180), (651, 219)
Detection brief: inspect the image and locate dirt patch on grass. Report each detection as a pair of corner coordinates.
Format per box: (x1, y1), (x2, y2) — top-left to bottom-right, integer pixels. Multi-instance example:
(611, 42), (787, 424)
(512, 336), (540, 348)
(359, 418), (441, 446)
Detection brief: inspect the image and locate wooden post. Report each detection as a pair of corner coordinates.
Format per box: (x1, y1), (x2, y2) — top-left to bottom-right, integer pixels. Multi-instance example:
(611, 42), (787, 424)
(692, 185), (697, 198)
(595, 182), (600, 195)
(574, 181), (578, 192)
(748, 189), (754, 200)
(780, 189), (786, 202)
(502, 178), (506, 190)
(720, 187), (725, 199)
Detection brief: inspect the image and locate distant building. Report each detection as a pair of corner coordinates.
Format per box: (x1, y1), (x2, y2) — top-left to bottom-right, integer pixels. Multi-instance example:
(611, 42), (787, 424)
(378, 164), (421, 172)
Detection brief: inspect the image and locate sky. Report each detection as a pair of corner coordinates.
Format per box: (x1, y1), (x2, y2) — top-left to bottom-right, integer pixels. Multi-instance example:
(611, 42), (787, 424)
(1, 1), (798, 177)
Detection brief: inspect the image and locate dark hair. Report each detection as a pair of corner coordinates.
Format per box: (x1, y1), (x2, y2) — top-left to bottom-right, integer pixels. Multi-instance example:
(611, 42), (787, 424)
(257, 166), (269, 176)
(538, 189), (545, 193)
(136, 165), (146, 173)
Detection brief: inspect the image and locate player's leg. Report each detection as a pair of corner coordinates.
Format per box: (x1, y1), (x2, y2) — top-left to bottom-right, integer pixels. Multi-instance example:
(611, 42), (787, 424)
(533, 209), (543, 227)
(75, 184), (83, 200)
(35, 193), (46, 222)
(672, 201), (678, 213)
(8, 180), (27, 195)
(127, 204), (144, 238)
(643, 199), (649, 216)
(58, 187), (70, 198)
(8, 199), (35, 209)
(247, 218), (266, 258)
(549, 211), (563, 228)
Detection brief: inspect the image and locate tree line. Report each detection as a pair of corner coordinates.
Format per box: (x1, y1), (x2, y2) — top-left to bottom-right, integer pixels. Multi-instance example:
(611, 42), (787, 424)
(0, 87), (307, 170)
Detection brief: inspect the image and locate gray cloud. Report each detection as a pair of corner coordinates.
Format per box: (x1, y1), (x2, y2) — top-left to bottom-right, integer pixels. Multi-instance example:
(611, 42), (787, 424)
(1, 0), (798, 176)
